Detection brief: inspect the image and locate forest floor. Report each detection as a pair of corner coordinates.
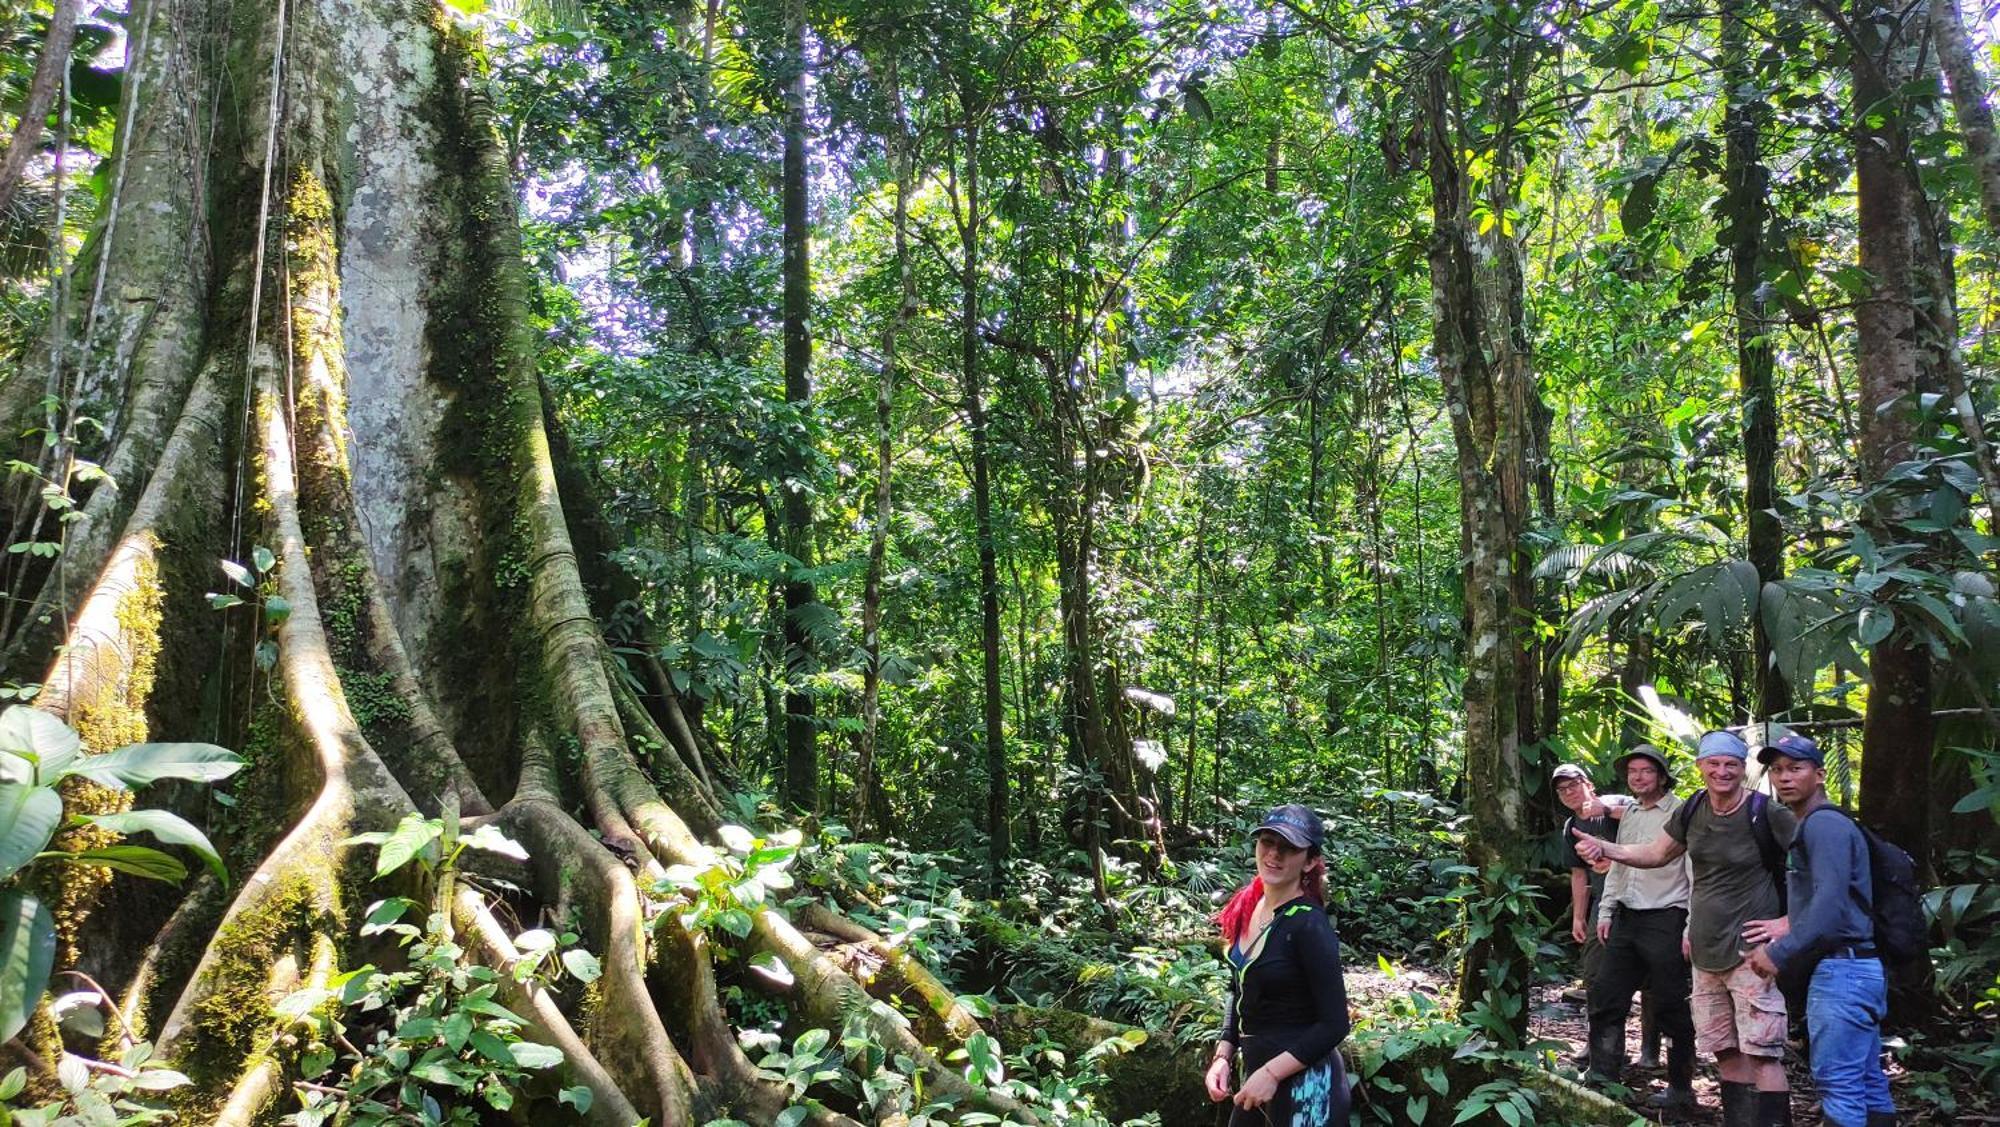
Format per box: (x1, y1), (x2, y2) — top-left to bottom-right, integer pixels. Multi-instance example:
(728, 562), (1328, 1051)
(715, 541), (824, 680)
(1523, 980), (1945, 1126)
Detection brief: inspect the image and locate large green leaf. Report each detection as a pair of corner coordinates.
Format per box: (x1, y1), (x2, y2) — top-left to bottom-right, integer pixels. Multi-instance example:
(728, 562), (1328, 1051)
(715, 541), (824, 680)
(0, 784), (62, 883)
(0, 890), (56, 1043)
(53, 844), (189, 883)
(65, 742), (245, 789)
(372, 813), (441, 878)
(81, 809), (228, 884)
(0, 706), (80, 784)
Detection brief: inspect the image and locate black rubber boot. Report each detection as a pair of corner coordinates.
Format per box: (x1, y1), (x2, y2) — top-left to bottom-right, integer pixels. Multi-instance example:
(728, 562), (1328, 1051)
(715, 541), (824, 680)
(1585, 1020), (1625, 1084)
(1864, 1114), (1898, 1127)
(1637, 1031), (1661, 1069)
(1719, 1081), (1756, 1127)
(1645, 1084), (1696, 1112)
(1756, 1090), (1793, 1127)
(1638, 1001), (1660, 1069)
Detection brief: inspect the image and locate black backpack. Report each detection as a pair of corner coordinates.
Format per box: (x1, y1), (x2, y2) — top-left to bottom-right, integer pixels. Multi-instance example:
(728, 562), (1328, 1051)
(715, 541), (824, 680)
(1797, 806), (1929, 966)
(1676, 788), (1789, 913)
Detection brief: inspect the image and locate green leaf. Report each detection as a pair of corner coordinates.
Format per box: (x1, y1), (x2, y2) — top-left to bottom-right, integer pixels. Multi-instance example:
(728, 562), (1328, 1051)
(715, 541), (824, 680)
(1950, 786), (1998, 815)
(559, 1086), (594, 1113)
(66, 742), (245, 788)
(220, 559), (255, 588)
(1857, 606), (1894, 647)
(748, 951), (794, 988)
(0, 706), (80, 782)
(468, 1027), (514, 1065)
(0, 784), (62, 882)
(560, 948), (602, 983)
(59, 845), (188, 883)
(716, 908), (754, 938)
(774, 1108), (809, 1127)
(509, 1041), (564, 1069)
(373, 813), (441, 878)
(252, 545), (276, 575)
(459, 996), (526, 1022)
(0, 1065), (25, 1100)
(461, 824), (528, 861)
(962, 1031), (1005, 1086)
(81, 808), (227, 884)
(0, 891), (56, 1043)
(127, 1066), (193, 1091)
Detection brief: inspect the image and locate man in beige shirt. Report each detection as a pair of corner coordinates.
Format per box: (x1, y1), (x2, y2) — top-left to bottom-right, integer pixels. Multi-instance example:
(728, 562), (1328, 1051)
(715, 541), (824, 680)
(1586, 745), (1696, 1110)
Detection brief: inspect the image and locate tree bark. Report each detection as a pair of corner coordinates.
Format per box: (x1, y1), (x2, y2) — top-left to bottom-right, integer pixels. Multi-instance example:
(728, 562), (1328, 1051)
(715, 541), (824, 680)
(1931, 0), (2000, 238)
(1849, 0), (1935, 872)
(855, 55), (912, 839)
(0, 3), (1026, 1121)
(0, 0), (82, 219)
(1420, 60), (1535, 1037)
(952, 94), (1011, 891)
(779, 0), (818, 811)
(1724, 0), (1792, 720)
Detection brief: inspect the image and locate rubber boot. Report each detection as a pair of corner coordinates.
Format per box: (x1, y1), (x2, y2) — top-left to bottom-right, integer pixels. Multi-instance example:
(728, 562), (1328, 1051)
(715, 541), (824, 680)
(1637, 1000), (1661, 1069)
(1585, 1020), (1625, 1085)
(1645, 1083), (1696, 1112)
(1864, 1114), (1898, 1127)
(1719, 1081), (1756, 1127)
(1756, 1090), (1793, 1127)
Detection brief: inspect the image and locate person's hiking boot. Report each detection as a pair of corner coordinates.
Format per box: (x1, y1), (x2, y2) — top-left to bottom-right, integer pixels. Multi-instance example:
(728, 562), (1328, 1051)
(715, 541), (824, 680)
(1645, 1084), (1696, 1113)
(1561, 981), (1588, 1004)
(1756, 1090), (1793, 1127)
(1719, 1081), (1756, 1127)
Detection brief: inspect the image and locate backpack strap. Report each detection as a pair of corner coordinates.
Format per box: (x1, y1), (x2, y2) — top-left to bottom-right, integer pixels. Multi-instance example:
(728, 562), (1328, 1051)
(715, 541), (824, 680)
(1747, 791), (1789, 911)
(1676, 789), (1708, 837)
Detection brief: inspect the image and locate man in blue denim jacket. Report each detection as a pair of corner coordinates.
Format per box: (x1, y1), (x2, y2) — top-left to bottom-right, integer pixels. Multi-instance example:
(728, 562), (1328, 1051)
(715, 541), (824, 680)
(1743, 734), (1897, 1127)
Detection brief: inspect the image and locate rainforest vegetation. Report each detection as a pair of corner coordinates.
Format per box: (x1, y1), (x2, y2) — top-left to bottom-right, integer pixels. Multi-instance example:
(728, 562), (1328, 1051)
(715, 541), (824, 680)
(0, 0), (1996, 1122)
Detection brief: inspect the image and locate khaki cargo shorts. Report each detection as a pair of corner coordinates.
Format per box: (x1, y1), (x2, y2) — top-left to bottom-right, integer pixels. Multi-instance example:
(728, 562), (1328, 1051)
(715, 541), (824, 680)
(1692, 962), (1787, 1059)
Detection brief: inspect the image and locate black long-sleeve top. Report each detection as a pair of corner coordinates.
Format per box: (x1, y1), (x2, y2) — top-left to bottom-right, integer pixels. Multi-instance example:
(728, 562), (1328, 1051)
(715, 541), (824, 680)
(1220, 897), (1351, 1068)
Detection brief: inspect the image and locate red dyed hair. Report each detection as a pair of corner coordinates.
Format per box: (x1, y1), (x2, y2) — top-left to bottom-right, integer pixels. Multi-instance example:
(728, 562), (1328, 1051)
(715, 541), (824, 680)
(1217, 850), (1327, 948)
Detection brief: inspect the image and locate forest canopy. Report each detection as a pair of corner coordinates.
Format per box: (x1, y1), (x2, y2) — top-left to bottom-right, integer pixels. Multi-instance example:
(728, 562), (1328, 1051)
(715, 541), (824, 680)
(0, 0), (1996, 1122)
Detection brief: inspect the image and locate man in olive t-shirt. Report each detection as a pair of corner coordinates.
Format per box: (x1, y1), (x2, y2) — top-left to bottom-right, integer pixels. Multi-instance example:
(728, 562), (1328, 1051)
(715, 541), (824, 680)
(1577, 730), (1798, 1127)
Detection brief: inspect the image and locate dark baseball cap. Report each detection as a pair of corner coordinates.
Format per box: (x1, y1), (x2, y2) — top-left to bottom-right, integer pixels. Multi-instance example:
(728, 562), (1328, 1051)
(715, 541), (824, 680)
(1253, 804), (1324, 850)
(1757, 733), (1824, 766)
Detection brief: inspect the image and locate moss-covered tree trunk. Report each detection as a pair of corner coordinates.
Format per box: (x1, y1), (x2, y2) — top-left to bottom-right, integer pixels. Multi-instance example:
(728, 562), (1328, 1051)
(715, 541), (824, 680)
(1419, 55), (1537, 1039)
(0, 1), (1012, 1121)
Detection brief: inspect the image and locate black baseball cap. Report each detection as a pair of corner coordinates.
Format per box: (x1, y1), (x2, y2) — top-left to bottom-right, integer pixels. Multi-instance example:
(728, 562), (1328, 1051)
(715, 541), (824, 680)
(1253, 804), (1324, 850)
(1757, 733), (1824, 767)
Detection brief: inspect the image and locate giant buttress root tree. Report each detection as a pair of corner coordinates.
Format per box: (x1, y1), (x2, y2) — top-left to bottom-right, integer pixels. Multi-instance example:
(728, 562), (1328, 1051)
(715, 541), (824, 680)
(0, 1), (1008, 1121)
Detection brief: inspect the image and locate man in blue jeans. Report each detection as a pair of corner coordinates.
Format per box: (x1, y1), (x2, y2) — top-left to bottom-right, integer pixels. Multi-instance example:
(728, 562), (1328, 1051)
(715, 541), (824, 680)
(1744, 734), (1897, 1127)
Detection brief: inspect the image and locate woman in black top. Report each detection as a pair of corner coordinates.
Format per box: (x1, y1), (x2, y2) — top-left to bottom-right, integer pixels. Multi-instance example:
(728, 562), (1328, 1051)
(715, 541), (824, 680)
(1206, 804), (1351, 1127)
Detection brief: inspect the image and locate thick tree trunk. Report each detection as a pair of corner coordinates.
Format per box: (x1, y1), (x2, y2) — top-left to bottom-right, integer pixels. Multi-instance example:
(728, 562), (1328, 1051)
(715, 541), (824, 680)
(0, 0), (81, 218)
(779, 0), (818, 811)
(1421, 63), (1534, 1038)
(1849, 0), (1935, 873)
(0, 3), (1024, 1121)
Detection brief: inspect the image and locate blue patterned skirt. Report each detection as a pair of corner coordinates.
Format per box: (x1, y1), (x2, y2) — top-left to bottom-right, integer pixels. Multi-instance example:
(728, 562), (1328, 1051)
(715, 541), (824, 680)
(1227, 1038), (1349, 1127)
